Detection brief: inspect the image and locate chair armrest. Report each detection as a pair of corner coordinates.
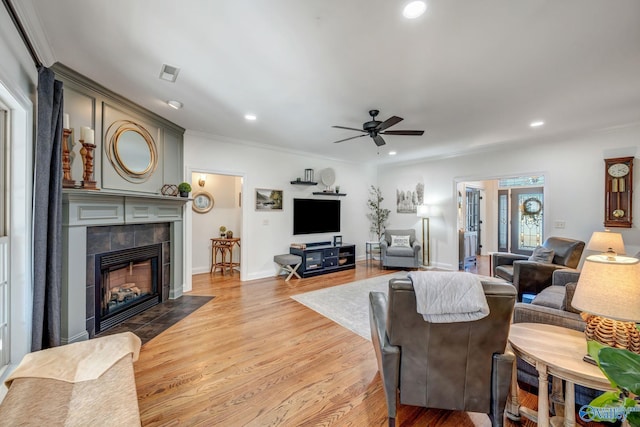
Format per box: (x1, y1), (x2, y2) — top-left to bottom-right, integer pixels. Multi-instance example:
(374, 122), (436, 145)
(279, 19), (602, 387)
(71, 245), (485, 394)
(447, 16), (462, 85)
(380, 239), (389, 255)
(512, 302), (585, 332)
(412, 242), (421, 255)
(512, 261), (566, 297)
(492, 252), (529, 267)
(552, 268), (581, 287)
(368, 291), (400, 419)
(490, 352), (515, 427)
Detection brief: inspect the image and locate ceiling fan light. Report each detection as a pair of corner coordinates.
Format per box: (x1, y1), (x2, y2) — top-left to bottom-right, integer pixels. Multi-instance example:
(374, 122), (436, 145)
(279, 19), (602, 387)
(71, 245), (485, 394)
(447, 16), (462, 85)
(403, 1), (427, 19)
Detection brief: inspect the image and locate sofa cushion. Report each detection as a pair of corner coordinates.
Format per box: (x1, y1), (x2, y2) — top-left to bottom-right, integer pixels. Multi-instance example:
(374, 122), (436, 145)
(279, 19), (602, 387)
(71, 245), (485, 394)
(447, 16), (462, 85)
(495, 265), (514, 282)
(564, 282), (582, 314)
(531, 285), (565, 310)
(529, 245), (555, 263)
(386, 245), (415, 256)
(391, 235), (411, 247)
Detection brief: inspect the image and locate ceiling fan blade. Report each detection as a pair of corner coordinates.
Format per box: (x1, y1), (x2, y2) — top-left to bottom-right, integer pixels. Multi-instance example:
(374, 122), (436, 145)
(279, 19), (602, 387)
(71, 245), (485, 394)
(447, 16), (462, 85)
(376, 116), (403, 132)
(333, 134), (367, 143)
(332, 125), (366, 132)
(373, 135), (386, 146)
(381, 130), (425, 136)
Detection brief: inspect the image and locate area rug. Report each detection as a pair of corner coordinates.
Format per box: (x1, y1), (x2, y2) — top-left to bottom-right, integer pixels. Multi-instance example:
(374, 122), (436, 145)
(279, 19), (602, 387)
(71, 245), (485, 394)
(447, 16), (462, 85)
(292, 272), (503, 340)
(291, 272), (408, 340)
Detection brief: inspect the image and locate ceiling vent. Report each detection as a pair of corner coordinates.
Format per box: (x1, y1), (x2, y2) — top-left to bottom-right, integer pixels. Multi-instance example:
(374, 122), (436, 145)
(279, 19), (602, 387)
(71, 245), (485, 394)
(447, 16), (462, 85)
(159, 64), (180, 82)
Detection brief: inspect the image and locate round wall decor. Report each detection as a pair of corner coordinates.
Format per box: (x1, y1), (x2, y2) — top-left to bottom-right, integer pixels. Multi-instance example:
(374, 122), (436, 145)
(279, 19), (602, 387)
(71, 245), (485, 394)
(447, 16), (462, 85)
(192, 191), (214, 213)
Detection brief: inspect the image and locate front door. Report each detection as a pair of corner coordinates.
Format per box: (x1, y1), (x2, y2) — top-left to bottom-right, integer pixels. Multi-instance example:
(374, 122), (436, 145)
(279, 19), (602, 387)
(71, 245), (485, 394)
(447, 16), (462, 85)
(510, 187), (544, 255)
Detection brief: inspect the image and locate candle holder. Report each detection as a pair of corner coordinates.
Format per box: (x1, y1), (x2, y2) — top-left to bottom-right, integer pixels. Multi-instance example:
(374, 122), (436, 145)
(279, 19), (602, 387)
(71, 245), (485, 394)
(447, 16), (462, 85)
(79, 139), (98, 190)
(62, 128), (76, 188)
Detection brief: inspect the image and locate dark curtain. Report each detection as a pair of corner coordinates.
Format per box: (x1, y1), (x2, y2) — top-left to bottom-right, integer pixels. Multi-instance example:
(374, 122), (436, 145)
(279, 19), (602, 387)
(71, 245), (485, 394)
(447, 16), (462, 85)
(32, 67), (63, 351)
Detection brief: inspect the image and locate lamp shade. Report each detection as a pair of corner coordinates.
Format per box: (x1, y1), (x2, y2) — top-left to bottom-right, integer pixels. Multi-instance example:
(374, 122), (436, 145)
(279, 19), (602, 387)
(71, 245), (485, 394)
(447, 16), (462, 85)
(586, 231), (625, 255)
(417, 204), (429, 218)
(571, 255), (640, 322)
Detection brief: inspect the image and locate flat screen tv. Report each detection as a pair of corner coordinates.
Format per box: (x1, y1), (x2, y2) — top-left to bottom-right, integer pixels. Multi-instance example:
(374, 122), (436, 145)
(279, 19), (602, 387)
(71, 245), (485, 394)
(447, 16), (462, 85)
(293, 198), (341, 235)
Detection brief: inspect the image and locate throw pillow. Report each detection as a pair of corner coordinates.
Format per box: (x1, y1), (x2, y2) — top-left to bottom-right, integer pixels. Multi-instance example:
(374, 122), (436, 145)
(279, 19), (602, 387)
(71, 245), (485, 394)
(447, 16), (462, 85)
(529, 246), (555, 263)
(564, 282), (582, 314)
(391, 235), (411, 247)
(531, 286), (565, 310)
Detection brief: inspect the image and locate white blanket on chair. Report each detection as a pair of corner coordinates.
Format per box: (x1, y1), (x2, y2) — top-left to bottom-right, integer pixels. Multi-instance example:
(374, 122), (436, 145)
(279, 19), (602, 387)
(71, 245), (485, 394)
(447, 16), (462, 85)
(408, 271), (489, 323)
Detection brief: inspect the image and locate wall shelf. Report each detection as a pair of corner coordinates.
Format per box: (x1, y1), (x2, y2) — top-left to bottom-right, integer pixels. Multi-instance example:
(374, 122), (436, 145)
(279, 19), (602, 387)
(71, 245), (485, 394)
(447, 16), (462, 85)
(290, 181), (317, 185)
(313, 192), (346, 196)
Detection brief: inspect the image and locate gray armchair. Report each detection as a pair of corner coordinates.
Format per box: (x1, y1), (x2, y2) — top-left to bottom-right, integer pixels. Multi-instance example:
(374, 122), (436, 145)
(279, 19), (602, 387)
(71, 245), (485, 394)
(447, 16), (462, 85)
(369, 276), (517, 427)
(380, 229), (421, 269)
(491, 236), (585, 301)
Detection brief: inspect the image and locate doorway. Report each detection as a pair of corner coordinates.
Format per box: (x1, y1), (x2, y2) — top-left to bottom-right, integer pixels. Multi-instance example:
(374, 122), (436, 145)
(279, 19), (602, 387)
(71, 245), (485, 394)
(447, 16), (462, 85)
(458, 175), (545, 269)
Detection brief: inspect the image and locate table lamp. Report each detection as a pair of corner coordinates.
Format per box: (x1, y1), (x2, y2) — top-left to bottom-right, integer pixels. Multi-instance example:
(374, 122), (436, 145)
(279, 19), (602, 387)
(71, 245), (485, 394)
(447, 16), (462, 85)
(586, 230), (625, 259)
(571, 254), (640, 356)
(417, 204), (430, 266)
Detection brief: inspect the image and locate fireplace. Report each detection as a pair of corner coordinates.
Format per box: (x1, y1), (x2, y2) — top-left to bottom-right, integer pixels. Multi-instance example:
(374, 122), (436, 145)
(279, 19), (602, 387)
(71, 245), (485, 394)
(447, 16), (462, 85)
(95, 244), (162, 333)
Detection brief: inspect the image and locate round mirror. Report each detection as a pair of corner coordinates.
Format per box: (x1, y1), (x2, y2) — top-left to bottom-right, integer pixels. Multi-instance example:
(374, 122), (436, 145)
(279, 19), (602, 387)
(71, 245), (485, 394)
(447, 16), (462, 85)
(105, 120), (158, 183)
(115, 130), (153, 175)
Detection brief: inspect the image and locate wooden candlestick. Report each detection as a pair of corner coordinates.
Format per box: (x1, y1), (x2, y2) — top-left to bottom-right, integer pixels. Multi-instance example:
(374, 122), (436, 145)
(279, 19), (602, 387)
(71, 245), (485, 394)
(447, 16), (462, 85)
(79, 139), (98, 190)
(62, 128), (76, 188)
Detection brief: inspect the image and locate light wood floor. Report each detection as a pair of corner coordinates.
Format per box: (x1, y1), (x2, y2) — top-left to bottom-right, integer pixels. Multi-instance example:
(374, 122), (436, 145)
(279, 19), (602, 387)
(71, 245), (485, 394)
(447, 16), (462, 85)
(133, 259), (560, 426)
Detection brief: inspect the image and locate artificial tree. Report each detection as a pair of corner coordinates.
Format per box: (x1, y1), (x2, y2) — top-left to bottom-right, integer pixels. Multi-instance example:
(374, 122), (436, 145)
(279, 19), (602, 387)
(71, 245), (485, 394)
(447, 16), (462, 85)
(366, 185), (390, 241)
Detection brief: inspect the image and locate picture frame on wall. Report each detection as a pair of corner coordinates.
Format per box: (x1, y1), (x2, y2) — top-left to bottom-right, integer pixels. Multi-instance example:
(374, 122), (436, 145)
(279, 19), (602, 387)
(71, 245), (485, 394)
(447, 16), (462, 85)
(192, 191), (214, 213)
(255, 188), (283, 211)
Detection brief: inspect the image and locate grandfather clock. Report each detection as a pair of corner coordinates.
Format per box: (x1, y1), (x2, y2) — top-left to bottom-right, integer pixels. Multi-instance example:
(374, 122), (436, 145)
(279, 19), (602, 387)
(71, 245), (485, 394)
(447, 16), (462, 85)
(604, 157), (634, 228)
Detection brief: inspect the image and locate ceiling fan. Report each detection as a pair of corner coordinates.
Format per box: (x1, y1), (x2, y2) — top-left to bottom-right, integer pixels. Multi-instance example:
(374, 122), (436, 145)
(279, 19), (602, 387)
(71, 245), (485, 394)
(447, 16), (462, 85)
(332, 109), (425, 147)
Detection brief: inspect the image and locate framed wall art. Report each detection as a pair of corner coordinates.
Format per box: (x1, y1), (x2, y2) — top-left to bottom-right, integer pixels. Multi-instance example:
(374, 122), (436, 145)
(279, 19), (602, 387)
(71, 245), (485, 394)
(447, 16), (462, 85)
(255, 188), (283, 211)
(192, 191), (214, 213)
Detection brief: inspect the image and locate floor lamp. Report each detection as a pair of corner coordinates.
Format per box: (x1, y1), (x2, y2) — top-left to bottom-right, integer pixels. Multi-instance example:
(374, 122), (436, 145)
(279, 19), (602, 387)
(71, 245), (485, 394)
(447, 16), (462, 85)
(417, 205), (430, 266)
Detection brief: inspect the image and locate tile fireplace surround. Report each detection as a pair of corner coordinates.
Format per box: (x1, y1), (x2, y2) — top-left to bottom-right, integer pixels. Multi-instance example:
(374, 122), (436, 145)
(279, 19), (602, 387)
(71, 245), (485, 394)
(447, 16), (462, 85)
(62, 190), (188, 344)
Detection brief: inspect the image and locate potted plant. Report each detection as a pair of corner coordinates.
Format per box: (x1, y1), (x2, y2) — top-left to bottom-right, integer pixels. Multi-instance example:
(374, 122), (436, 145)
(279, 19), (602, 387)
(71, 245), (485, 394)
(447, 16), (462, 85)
(585, 341), (640, 426)
(366, 185), (390, 241)
(219, 226), (226, 237)
(178, 182), (192, 197)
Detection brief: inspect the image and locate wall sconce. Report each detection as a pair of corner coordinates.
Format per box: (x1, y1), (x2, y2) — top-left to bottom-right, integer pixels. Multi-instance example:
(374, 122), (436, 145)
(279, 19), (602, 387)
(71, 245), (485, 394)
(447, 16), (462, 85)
(417, 204), (430, 266)
(198, 174), (206, 187)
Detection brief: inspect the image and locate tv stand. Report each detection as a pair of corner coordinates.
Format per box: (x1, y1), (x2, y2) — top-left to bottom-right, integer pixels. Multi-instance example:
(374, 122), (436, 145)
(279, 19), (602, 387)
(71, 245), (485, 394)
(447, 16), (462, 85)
(289, 243), (356, 278)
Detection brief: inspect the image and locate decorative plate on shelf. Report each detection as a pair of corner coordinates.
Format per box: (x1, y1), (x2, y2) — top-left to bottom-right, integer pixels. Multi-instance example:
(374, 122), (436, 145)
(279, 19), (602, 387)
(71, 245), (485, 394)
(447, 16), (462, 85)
(320, 168), (336, 187)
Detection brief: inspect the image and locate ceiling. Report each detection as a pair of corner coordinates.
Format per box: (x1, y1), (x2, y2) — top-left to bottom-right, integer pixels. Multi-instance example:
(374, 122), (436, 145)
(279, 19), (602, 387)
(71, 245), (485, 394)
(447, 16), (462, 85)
(14, 0), (640, 165)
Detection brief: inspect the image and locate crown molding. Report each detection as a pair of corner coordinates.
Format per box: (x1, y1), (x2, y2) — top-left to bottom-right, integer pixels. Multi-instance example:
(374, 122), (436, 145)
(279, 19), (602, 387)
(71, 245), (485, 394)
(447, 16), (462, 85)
(9, 0), (56, 67)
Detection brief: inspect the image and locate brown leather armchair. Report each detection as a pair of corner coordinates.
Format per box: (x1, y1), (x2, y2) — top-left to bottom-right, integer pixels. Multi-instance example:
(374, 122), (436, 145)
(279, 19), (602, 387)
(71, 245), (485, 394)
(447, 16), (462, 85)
(491, 237), (585, 301)
(368, 276), (516, 427)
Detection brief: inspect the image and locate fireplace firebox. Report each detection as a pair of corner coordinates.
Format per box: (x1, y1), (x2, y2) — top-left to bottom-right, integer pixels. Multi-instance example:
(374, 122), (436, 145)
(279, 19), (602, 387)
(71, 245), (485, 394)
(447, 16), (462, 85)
(95, 244), (162, 333)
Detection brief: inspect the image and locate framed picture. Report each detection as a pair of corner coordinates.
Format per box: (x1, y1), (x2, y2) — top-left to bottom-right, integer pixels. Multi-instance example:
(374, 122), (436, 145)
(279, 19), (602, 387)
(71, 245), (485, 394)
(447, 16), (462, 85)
(333, 235), (342, 246)
(192, 191), (214, 213)
(255, 188), (283, 211)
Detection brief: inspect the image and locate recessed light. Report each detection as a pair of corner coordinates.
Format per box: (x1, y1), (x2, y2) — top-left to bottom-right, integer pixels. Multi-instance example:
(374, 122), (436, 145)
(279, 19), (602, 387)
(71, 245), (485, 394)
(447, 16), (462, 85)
(244, 114), (257, 121)
(167, 100), (183, 109)
(530, 120), (544, 127)
(389, 151), (397, 156)
(403, 1), (427, 19)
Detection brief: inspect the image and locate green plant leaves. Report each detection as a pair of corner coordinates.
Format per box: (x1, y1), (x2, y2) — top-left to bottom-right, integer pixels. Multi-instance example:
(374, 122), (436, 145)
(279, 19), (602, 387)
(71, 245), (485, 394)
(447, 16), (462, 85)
(598, 347), (640, 395)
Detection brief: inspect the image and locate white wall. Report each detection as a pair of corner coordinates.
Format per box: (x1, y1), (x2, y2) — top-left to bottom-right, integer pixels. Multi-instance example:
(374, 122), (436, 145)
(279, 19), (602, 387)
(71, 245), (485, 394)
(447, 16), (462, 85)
(378, 123), (640, 270)
(0, 6), (37, 373)
(184, 132), (377, 281)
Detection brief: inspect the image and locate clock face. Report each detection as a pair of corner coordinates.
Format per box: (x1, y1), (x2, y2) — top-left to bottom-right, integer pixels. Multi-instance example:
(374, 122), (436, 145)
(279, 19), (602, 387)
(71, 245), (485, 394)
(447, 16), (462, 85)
(608, 163), (630, 178)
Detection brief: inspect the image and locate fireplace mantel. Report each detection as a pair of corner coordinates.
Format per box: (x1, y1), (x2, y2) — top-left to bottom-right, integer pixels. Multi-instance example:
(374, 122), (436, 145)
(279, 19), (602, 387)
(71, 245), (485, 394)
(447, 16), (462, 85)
(62, 190), (188, 344)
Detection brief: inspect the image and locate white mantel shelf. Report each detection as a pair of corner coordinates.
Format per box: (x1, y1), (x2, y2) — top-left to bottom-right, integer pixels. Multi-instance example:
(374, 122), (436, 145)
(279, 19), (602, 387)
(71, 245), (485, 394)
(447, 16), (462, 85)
(63, 189), (190, 227)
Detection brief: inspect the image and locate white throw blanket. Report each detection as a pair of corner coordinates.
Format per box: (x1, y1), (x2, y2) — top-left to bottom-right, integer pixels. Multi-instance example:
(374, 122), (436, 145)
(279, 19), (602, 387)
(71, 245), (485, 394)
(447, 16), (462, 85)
(408, 271), (490, 323)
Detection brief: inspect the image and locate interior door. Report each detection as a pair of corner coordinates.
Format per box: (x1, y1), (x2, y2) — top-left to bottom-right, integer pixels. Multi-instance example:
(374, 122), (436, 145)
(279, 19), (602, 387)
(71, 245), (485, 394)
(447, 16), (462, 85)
(510, 187), (544, 255)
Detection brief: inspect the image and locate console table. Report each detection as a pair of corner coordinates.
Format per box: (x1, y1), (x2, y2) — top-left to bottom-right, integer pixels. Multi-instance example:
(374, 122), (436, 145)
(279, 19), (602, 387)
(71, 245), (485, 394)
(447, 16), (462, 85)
(289, 242), (355, 277)
(211, 238), (240, 275)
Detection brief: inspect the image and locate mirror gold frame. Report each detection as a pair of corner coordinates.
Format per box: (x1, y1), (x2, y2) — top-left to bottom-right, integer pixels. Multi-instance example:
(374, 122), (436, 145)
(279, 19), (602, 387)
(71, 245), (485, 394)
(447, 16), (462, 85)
(105, 120), (158, 183)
